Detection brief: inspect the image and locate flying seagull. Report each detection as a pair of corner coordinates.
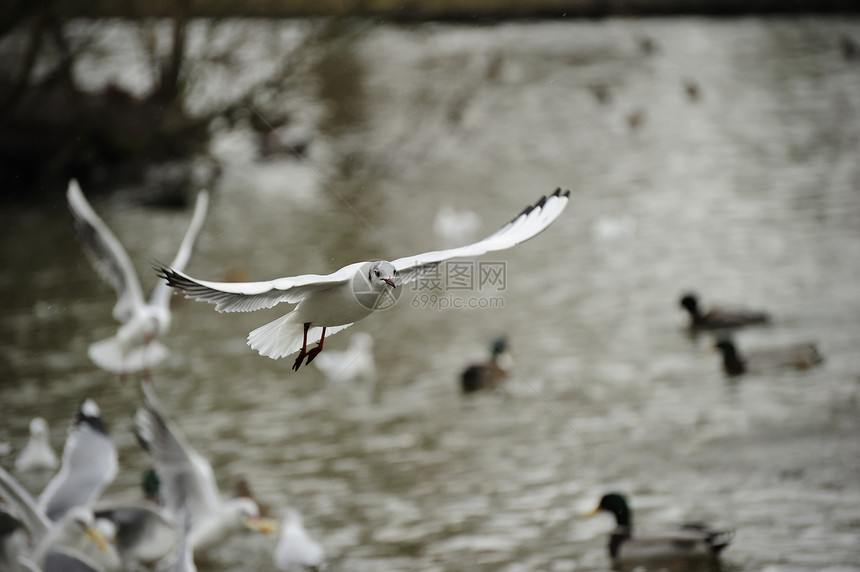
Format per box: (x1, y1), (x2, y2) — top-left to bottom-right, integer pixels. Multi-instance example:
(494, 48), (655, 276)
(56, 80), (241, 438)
(38, 399), (118, 523)
(0, 465), (110, 571)
(157, 189), (570, 371)
(67, 180), (210, 376)
(135, 381), (278, 554)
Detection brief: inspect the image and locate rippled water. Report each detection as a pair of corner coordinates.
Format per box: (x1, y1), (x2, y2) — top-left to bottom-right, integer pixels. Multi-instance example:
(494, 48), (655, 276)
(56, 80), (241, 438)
(2, 17), (860, 572)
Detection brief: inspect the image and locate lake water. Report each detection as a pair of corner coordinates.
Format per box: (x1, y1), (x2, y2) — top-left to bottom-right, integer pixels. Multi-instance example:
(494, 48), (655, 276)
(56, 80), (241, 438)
(2, 16), (860, 572)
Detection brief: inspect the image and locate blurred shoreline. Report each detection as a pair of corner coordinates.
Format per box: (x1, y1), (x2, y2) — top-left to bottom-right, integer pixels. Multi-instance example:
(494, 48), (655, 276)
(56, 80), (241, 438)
(59, 0), (860, 20)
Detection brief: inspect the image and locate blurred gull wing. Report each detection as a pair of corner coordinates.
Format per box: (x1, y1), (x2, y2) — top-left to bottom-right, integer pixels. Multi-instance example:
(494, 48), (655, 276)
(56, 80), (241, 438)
(37, 400), (118, 522)
(93, 502), (176, 566)
(0, 465), (51, 544)
(137, 382), (222, 522)
(42, 546), (106, 572)
(67, 179), (146, 323)
(156, 263), (361, 314)
(392, 189), (570, 284)
(150, 190), (211, 312)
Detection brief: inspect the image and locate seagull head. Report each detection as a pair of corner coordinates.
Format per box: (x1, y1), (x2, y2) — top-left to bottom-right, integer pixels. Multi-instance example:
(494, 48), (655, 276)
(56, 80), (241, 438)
(368, 261), (398, 289)
(29, 417), (48, 437)
(65, 506), (109, 553)
(230, 498), (279, 535)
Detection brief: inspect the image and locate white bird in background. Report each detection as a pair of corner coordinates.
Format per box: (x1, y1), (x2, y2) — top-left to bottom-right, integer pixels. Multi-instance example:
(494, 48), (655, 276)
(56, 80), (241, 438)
(67, 180), (210, 376)
(15, 418), (59, 473)
(158, 189), (570, 371)
(38, 399), (118, 523)
(135, 381), (279, 555)
(433, 205), (482, 246)
(273, 508), (325, 572)
(313, 332), (376, 383)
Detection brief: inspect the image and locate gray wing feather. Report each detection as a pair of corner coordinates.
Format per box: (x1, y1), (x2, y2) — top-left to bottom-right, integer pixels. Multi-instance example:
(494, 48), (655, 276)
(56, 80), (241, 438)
(137, 382), (222, 521)
(43, 546), (106, 572)
(38, 419), (118, 522)
(155, 263), (359, 313)
(93, 502), (176, 564)
(0, 465), (51, 543)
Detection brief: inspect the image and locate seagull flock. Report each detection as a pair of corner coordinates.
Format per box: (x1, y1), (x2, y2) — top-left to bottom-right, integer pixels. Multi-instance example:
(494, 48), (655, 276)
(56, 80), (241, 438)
(4, 177), (823, 570)
(1, 181), (573, 571)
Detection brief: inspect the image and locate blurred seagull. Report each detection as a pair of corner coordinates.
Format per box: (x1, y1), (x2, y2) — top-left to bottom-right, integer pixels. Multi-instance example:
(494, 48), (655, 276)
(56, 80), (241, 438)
(135, 382), (278, 555)
(67, 180), (210, 376)
(92, 501), (177, 568)
(0, 465), (110, 571)
(313, 332), (376, 384)
(273, 508), (325, 572)
(158, 189), (570, 371)
(15, 418), (59, 473)
(433, 206), (482, 246)
(37, 400), (118, 523)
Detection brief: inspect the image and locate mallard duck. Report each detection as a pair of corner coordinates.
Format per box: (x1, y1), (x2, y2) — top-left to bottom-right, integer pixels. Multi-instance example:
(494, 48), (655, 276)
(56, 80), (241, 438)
(714, 337), (824, 376)
(679, 293), (770, 332)
(587, 493), (732, 570)
(460, 336), (510, 394)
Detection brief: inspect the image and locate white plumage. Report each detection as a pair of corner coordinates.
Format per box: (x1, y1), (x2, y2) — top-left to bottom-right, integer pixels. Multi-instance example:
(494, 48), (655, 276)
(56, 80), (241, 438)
(313, 332), (376, 383)
(67, 180), (209, 374)
(37, 399), (118, 523)
(15, 418), (59, 473)
(135, 382), (278, 555)
(273, 509), (325, 572)
(158, 189), (570, 370)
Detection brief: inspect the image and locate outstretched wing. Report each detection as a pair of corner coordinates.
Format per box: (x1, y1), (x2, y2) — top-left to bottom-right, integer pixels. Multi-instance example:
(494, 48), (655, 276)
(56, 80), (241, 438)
(38, 400), (118, 522)
(136, 381), (225, 521)
(392, 188), (570, 284)
(0, 465), (51, 544)
(155, 262), (361, 313)
(67, 180), (146, 323)
(150, 190), (211, 311)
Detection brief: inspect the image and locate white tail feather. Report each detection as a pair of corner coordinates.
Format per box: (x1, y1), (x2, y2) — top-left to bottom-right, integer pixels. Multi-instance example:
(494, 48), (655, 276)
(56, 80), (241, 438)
(247, 315), (353, 359)
(88, 338), (169, 373)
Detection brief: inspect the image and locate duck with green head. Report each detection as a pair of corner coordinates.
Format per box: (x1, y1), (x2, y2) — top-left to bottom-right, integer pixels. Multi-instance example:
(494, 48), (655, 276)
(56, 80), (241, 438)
(586, 493), (733, 570)
(460, 336), (510, 394)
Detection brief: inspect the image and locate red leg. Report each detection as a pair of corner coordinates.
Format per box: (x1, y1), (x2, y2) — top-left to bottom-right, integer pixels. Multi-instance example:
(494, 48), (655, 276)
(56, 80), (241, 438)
(304, 327), (327, 366)
(292, 323), (311, 372)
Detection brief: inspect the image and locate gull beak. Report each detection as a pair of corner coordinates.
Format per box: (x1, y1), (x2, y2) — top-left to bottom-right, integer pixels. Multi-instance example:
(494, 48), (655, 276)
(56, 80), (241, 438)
(583, 506), (601, 519)
(242, 516), (279, 534)
(85, 527), (109, 553)
(383, 278), (396, 288)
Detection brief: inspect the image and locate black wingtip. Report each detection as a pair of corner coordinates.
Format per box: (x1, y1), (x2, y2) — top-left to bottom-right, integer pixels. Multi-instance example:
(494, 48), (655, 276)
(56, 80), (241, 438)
(152, 261), (178, 286)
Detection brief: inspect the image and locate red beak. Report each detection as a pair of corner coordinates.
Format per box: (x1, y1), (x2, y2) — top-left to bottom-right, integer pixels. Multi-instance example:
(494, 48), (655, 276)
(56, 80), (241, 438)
(383, 278), (396, 288)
